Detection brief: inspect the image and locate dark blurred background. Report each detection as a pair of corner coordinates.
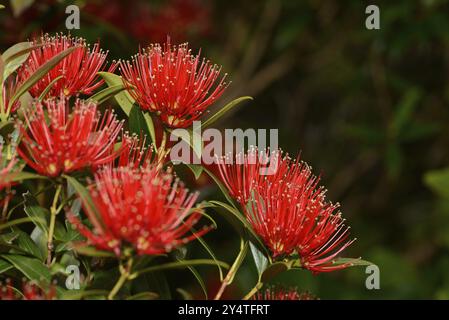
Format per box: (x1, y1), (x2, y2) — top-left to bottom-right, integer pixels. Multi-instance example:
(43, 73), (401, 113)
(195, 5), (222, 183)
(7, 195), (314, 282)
(2, 0), (449, 299)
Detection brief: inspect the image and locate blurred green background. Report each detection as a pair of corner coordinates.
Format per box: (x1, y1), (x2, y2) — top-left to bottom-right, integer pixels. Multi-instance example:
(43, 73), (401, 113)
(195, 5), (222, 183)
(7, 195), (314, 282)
(2, 0), (449, 299)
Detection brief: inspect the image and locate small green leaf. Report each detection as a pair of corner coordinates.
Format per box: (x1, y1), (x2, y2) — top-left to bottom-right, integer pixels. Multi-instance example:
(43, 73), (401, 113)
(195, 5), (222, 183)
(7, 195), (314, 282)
(0, 172), (45, 186)
(250, 241), (269, 277)
(129, 104), (151, 138)
(203, 96), (253, 128)
(186, 164), (204, 180)
(71, 245), (115, 258)
(98, 72), (135, 115)
(329, 257), (373, 267)
(38, 75), (63, 101)
(260, 261), (293, 282)
(1, 254), (51, 285)
(89, 84), (126, 105)
(1, 41), (33, 81)
(23, 191), (49, 233)
(16, 230), (45, 261)
(0, 258), (12, 273)
(424, 167), (449, 199)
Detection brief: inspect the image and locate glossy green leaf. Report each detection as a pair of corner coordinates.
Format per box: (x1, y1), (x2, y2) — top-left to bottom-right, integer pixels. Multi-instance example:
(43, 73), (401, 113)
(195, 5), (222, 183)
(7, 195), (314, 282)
(98, 71), (135, 115)
(1, 41), (33, 81)
(16, 230), (45, 261)
(250, 241), (269, 277)
(330, 257), (373, 267)
(71, 245), (115, 258)
(23, 191), (49, 233)
(38, 75), (63, 101)
(202, 96), (253, 128)
(129, 104), (151, 139)
(260, 261), (293, 282)
(0, 172), (46, 186)
(0, 258), (12, 273)
(186, 164), (204, 180)
(89, 84), (126, 105)
(1, 254), (51, 284)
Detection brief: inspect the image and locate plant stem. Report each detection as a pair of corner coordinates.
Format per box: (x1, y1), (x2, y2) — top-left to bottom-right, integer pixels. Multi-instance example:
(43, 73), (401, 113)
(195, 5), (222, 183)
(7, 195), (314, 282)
(214, 240), (248, 300)
(242, 281), (263, 300)
(108, 258), (133, 300)
(47, 184), (62, 266)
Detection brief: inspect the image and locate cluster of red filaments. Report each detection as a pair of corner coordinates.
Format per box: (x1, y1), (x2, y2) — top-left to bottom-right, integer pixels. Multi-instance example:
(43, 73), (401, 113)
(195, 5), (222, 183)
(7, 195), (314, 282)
(68, 165), (211, 256)
(253, 287), (317, 300)
(17, 97), (123, 177)
(216, 147), (355, 273)
(18, 34), (116, 98)
(120, 40), (228, 128)
(0, 279), (56, 300)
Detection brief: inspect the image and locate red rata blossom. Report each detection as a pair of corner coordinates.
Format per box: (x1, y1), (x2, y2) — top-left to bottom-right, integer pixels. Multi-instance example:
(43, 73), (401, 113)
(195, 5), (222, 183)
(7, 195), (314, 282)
(120, 40), (228, 128)
(0, 279), (56, 300)
(253, 287), (317, 300)
(18, 34), (116, 98)
(17, 97), (123, 177)
(68, 165), (211, 256)
(217, 148), (355, 273)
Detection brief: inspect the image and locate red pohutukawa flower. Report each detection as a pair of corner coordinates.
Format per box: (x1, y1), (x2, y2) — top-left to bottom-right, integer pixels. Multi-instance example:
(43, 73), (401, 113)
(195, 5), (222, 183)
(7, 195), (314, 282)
(217, 148), (355, 273)
(17, 97), (123, 177)
(253, 287), (317, 300)
(68, 165), (211, 256)
(18, 34), (116, 98)
(0, 279), (56, 300)
(120, 40), (228, 128)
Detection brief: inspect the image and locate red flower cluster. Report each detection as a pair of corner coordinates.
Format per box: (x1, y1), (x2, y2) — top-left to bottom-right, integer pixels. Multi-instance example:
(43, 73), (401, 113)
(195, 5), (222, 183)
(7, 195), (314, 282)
(253, 287), (317, 300)
(120, 40), (228, 128)
(17, 97), (123, 177)
(68, 165), (211, 256)
(217, 148), (355, 273)
(18, 34), (116, 98)
(0, 280), (56, 300)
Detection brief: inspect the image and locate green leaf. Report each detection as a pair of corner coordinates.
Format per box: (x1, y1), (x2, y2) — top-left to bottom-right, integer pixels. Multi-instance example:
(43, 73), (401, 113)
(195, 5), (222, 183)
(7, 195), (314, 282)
(329, 257), (373, 267)
(16, 230), (45, 261)
(71, 245), (115, 258)
(0, 172), (46, 186)
(143, 112), (156, 145)
(0, 258), (12, 273)
(38, 75), (63, 101)
(1, 254), (51, 284)
(0, 217), (46, 232)
(186, 164), (204, 180)
(89, 84), (126, 105)
(424, 167), (449, 199)
(202, 96), (253, 128)
(170, 127), (203, 161)
(129, 104), (151, 139)
(1, 41), (33, 81)
(98, 71), (135, 115)
(260, 261), (293, 282)
(9, 46), (77, 107)
(64, 175), (106, 232)
(224, 240), (248, 285)
(23, 191), (49, 233)
(250, 241), (269, 277)
(133, 259), (229, 277)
